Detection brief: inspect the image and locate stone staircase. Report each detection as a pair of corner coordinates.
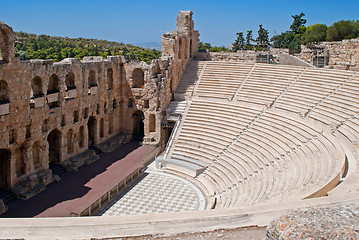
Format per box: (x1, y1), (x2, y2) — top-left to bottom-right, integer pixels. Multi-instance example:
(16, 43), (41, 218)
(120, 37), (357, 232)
(168, 100), (187, 117)
(49, 163), (67, 176)
(174, 60), (205, 100)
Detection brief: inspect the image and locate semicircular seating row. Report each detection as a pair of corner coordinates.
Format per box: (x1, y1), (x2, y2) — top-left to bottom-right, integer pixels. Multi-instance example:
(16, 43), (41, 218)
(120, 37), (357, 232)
(164, 60), (359, 209)
(167, 98), (345, 208)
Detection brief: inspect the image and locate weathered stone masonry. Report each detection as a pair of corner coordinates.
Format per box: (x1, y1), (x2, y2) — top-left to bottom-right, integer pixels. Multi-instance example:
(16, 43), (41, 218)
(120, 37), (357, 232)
(0, 11), (198, 199)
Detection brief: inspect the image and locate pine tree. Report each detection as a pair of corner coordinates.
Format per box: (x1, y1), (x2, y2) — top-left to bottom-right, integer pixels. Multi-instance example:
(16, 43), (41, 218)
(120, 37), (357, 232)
(256, 25), (269, 50)
(290, 12), (307, 35)
(232, 32), (245, 51)
(245, 30), (253, 50)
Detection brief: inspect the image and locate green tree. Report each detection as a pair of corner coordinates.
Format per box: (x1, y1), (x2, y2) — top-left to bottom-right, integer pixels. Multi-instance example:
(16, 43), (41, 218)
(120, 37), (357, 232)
(210, 46), (230, 52)
(198, 42), (212, 52)
(232, 32), (245, 51)
(290, 12), (307, 35)
(301, 24), (327, 45)
(13, 31), (161, 63)
(326, 20), (359, 41)
(256, 25), (269, 50)
(271, 31), (301, 49)
(245, 30), (253, 50)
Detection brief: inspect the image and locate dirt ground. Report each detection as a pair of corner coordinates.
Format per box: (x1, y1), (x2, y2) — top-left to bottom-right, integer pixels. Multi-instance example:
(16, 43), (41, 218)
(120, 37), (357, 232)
(100, 226), (267, 240)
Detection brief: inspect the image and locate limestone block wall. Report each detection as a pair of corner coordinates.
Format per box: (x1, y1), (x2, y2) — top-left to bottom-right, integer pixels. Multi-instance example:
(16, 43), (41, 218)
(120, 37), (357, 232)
(299, 38), (359, 71)
(195, 48), (288, 63)
(0, 10), (198, 196)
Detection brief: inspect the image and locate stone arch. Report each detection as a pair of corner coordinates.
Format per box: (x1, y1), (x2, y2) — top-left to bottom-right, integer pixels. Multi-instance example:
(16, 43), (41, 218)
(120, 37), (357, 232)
(48, 129), (61, 164)
(132, 68), (144, 88)
(47, 74), (60, 94)
(149, 114), (156, 132)
(79, 125), (85, 148)
(0, 80), (9, 103)
(15, 143), (26, 177)
(88, 70), (97, 87)
(87, 116), (97, 146)
(65, 72), (76, 89)
(0, 149), (11, 189)
(107, 68), (113, 89)
(132, 110), (144, 140)
(67, 129), (73, 154)
(100, 117), (105, 138)
(32, 141), (41, 169)
(31, 76), (43, 97)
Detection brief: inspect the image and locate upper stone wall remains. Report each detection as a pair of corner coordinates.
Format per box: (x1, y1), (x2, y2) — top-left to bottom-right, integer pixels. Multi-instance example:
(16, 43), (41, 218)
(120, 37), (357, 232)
(299, 38), (359, 71)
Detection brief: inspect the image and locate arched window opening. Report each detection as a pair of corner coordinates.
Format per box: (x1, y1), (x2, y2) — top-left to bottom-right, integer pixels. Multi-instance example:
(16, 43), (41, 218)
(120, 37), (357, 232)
(67, 129), (73, 154)
(100, 118), (105, 138)
(88, 70), (97, 88)
(149, 114), (156, 132)
(65, 72), (76, 89)
(0, 80), (9, 104)
(0, 149), (11, 189)
(47, 74), (60, 108)
(31, 76), (43, 98)
(0, 80), (10, 115)
(15, 144), (26, 177)
(65, 72), (76, 99)
(47, 74), (60, 94)
(79, 126), (85, 148)
(32, 142), (41, 169)
(132, 68), (144, 88)
(107, 68), (113, 90)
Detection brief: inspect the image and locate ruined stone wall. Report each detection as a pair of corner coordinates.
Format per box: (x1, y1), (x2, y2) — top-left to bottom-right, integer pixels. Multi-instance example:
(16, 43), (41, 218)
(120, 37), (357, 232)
(162, 11), (199, 100)
(299, 38), (359, 71)
(195, 48), (288, 63)
(0, 11), (198, 197)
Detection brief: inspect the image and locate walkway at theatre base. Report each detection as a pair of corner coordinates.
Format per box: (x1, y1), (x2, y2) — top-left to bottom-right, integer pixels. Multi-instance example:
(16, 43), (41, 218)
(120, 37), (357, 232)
(1, 140), (154, 218)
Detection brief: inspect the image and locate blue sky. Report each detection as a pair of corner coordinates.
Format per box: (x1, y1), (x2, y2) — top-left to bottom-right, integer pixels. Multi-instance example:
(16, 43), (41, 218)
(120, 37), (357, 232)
(1, 0), (359, 46)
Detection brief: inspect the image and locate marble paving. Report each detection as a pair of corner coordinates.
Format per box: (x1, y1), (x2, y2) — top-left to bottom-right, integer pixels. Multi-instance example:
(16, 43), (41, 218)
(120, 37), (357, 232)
(100, 170), (206, 216)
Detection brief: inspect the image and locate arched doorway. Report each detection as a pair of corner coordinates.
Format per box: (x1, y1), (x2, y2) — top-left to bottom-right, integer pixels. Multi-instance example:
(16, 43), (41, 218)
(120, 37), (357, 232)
(132, 111), (144, 140)
(87, 116), (97, 147)
(48, 129), (61, 164)
(0, 149), (10, 189)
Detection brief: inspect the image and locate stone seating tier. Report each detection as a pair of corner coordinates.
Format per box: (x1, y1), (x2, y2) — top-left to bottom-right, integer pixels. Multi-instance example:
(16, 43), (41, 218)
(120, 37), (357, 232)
(160, 61), (354, 211)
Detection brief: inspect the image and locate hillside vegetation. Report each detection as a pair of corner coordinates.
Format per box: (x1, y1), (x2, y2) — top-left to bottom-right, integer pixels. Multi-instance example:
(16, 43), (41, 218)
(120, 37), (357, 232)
(14, 32), (161, 64)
